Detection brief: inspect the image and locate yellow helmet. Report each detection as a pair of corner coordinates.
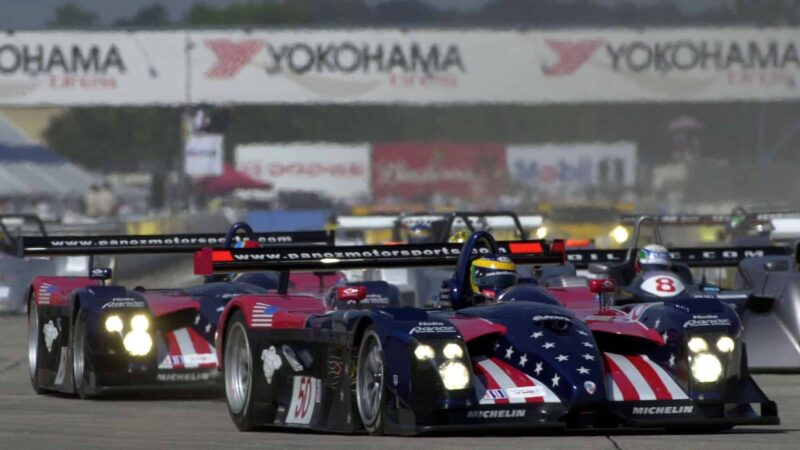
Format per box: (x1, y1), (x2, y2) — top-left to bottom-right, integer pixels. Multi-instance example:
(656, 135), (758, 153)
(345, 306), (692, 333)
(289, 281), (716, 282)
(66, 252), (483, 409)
(469, 255), (518, 300)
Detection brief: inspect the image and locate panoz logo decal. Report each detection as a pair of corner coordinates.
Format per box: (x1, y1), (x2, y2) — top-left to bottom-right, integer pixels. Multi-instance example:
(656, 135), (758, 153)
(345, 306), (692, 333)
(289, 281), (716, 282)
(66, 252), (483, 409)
(632, 405), (694, 415)
(101, 298), (146, 309)
(683, 315), (732, 328)
(466, 409), (526, 419)
(409, 321), (456, 335)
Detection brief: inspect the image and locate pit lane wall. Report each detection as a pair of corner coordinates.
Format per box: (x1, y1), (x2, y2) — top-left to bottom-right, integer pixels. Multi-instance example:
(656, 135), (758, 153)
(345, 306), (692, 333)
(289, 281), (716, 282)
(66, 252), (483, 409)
(0, 28), (797, 105)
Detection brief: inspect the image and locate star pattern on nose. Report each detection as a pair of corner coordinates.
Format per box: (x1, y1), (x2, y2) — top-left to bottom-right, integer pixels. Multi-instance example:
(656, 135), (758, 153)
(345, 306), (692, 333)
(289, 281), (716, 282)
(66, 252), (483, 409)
(582, 353), (595, 361)
(551, 373), (560, 387)
(519, 354), (528, 367)
(582, 341), (593, 348)
(542, 342), (555, 349)
(577, 366), (590, 375)
(505, 346), (515, 359)
(534, 361), (544, 375)
(530, 331), (544, 339)
(555, 354), (569, 362)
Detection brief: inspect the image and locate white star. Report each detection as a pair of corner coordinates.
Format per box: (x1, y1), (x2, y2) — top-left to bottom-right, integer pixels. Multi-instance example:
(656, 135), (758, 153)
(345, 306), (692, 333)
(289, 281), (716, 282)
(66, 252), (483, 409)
(556, 354), (569, 362)
(577, 366), (590, 375)
(493, 341), (500, 351)
(205, 323), (212, 334)
(669, 354), (676, 367)
(551, 373), (560, 387)
(582, 353), (595, 361)
(519, 354), (528, 367)
(542, 342), (555, 350)
(654, 318), (661, 329)
(505, 346), (515, 359)
(216, 306), (225, 312)
(534, 361), (544, 376)
(577, 330), (588, 336)
(662, 331), (669, 342)
(194, 315), (201, 325)
(582, 341), (593, 348)
(530, 331), (544, 339)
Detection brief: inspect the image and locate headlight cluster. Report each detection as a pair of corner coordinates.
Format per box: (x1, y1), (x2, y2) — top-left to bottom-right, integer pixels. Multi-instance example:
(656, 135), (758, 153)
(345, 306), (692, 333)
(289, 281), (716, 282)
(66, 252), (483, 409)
(414, 342), (470, 390)
(104, 313), (153, 356)
(686, 335), (735, 383)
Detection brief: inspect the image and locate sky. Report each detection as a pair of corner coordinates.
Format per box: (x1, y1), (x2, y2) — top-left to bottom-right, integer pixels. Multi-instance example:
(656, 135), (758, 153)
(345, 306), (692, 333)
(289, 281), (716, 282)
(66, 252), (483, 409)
(0, 0), (731, 30)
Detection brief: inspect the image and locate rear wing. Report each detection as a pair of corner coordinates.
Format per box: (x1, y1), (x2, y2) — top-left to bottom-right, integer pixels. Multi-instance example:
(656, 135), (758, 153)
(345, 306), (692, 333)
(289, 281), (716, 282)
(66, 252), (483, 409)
(567, 246), (792, 269)
(194, 240), (564, 275)
(22, 230), (333, 256)
(619, 212), (800, 225)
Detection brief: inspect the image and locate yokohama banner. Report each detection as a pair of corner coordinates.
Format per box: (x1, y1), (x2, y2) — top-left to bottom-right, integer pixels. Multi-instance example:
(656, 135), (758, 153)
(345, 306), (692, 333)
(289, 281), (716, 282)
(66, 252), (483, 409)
(371, 143), (508, 207)
(0, 32), (185, 105)
(236, 143), (371, 202)
(1, 28), (799, 105)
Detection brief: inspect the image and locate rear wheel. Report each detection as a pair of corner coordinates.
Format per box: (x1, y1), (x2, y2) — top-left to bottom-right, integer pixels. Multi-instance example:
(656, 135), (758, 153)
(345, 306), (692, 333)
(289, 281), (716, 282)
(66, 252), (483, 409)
(72, 310), (94, 399)
(225, 311), (257, 431)
(356, 326), (386, 435)
(28, 297), (44, 394)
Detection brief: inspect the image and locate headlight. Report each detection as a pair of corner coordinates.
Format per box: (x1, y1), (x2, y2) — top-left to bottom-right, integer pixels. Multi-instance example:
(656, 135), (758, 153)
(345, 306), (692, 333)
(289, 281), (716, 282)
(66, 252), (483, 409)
(131, 314), (149, 331)
(442, 343), (464, 360)
(439, 360), (470, 390)
(105, 315), (123, 333)
(414, 344), (435, 361)
(690, 353), (723, 383)
(687, 337), (708, 353)
(716, 336), (735, 353)
(610, 225), (629, 244)
(535, 226), (548, 239)
(123, 330), (153, 356)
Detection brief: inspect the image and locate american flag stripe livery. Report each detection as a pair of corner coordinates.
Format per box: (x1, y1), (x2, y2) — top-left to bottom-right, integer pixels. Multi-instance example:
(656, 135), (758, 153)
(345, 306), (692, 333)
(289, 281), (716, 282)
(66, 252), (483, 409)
(38, 283), (54, 305)
(251, 302), (277, 328)
(158, 327), (217, 370)
(604, 353), (688, 401)
(473, 356), (561, 404)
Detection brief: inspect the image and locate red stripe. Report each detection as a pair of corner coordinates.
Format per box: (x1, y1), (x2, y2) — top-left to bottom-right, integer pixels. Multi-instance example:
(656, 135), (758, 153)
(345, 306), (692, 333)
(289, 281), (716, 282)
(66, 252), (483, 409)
(508, 242), (543, 254)
(472, 359), (509, 405)
(165, 332), (184, 370)
(186, 328), (217, 369)
(212, 250), (233, 262)
(490, 357), (543, 404)
(626, 355), (673, 400)
(604, 354), (638, 401)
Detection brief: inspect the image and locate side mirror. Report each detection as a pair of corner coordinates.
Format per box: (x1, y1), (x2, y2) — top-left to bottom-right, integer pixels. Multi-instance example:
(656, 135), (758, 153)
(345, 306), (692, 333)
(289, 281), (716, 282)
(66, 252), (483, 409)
(89, 267), (113, 281)
(588, 263), (610, 275)
(765, 260), (790, 272)
(337, 286), (366, 302)
(589, 278), (617, 294)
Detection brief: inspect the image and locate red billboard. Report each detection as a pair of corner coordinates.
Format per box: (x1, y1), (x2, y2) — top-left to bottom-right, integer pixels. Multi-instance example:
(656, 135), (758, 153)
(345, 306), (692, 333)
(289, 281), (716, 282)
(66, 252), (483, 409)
(371, 143), (508, 207)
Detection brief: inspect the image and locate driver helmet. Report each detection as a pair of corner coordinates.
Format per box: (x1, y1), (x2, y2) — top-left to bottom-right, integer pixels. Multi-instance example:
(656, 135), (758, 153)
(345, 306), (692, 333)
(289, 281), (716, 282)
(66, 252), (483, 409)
(469, 255), (518, 301)
(638, 244), (671, 272)
(448, 230), (471, 244)
(407, 223), (433, 244)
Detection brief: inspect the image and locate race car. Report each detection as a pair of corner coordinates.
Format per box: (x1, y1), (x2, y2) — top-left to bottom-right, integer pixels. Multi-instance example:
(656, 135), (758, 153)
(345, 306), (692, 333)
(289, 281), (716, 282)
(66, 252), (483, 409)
(0, 214), (93, 312)
(26, 223), (334, 398)
(569, 215), (799, 372)
(199, 229), (778, 434)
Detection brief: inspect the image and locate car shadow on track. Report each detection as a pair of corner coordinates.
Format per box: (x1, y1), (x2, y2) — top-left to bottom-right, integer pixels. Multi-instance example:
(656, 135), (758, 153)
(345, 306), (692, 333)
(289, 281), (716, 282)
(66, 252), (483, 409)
(39, 389), (225, 402)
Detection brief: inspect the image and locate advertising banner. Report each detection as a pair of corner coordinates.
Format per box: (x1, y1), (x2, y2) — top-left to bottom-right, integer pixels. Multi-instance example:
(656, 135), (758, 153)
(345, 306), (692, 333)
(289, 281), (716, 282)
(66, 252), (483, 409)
(236, 143), (370, 202)
(190, 27), (800, 104)
(371, 143), (507, 206)
(0, 32), (185, 106)
(506, 142), (637, 196)
(184, 133), (223, 177)
(1, 28), (798, 106)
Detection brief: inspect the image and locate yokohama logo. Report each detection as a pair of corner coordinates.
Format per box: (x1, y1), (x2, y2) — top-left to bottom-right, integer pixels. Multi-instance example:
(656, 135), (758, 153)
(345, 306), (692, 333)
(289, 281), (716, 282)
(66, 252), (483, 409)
(542, 39), (604, 76)
(205, 39), (264, 78)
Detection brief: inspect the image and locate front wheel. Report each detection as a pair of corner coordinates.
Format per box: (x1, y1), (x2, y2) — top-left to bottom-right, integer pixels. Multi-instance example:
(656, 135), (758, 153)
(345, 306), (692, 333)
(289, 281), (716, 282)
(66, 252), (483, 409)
(225, 310), (257, 431)
(356, 326), (386, 435)
(72, 310), (94, 399)
(28, 296), (44, 394)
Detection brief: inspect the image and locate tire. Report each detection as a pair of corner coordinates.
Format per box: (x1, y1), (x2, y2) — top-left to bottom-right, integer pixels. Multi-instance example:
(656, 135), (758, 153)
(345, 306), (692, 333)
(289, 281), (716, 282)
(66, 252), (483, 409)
(28, 296), (44, 395)
(71, 310), (94, 399)
(224, 310), (257, 431)
(356, 326), (386, 435)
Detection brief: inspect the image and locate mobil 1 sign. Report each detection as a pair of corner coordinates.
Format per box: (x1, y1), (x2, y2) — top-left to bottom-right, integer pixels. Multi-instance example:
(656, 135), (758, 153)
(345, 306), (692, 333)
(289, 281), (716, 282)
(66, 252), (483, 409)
(506, 142), (637, 194)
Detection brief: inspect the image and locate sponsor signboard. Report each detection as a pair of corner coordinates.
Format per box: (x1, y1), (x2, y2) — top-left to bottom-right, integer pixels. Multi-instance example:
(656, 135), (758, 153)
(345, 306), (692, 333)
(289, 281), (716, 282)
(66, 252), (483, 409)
(0, 32), (185, 105)
(371, 143), (507, 205)
(184, 133), (223, 177)
(235, 143), (370, 202)
(1, 28), (798, 106)
(506, 142), (637, 196)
